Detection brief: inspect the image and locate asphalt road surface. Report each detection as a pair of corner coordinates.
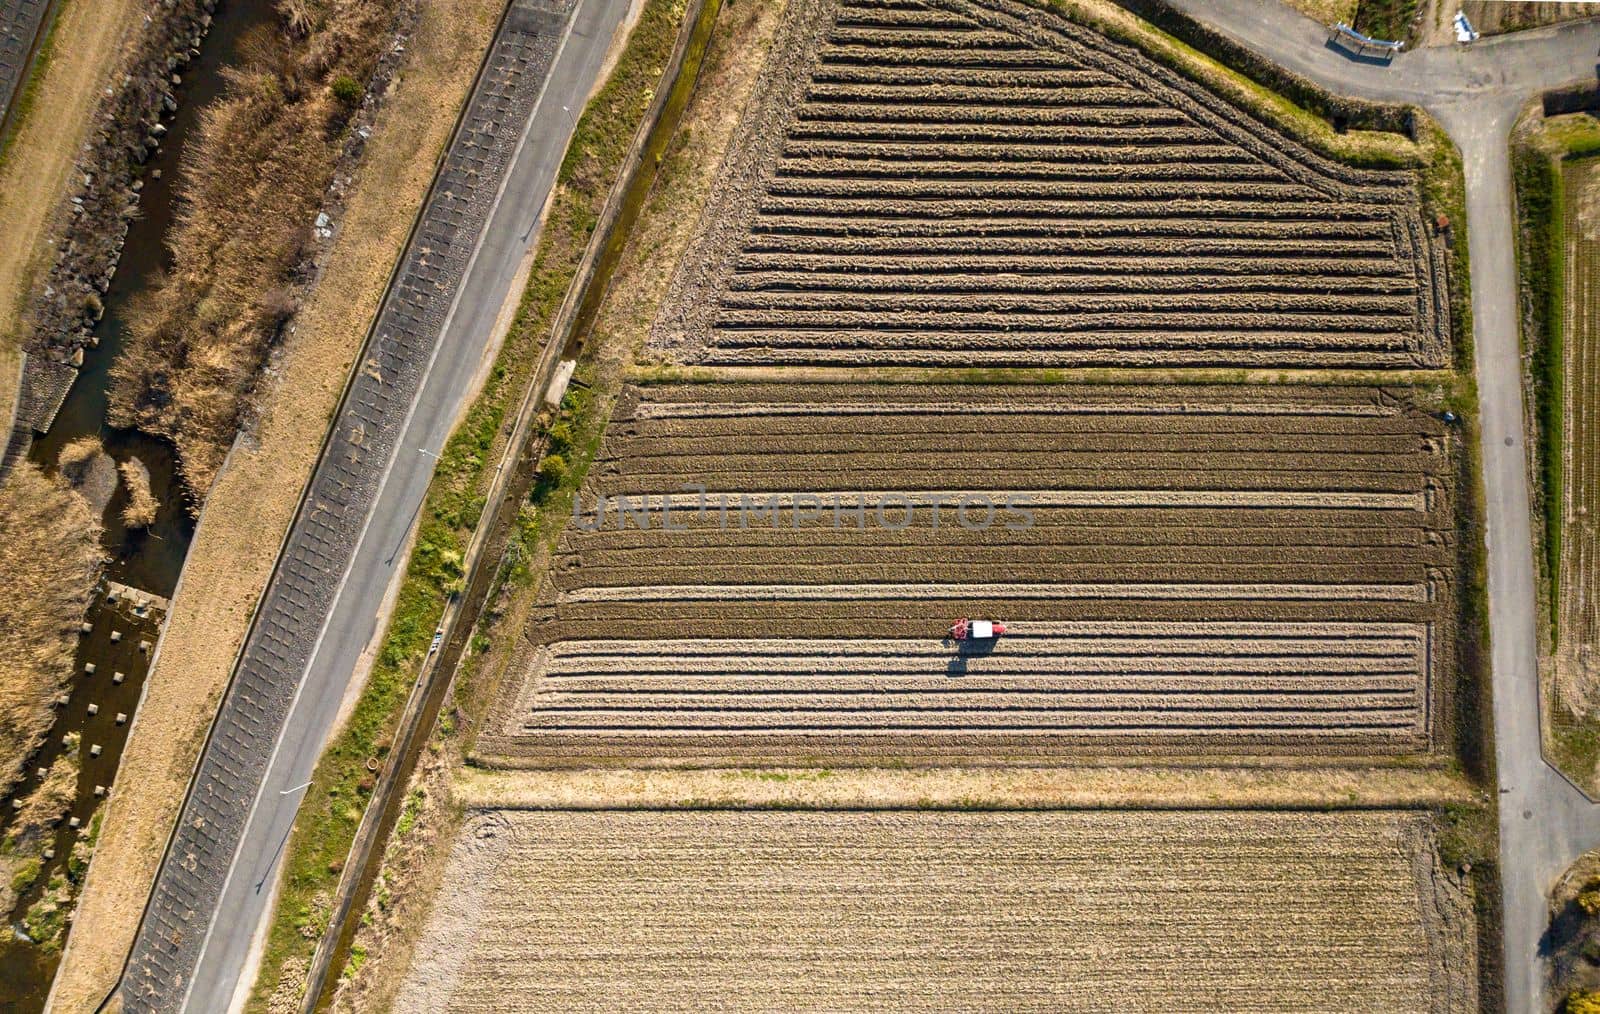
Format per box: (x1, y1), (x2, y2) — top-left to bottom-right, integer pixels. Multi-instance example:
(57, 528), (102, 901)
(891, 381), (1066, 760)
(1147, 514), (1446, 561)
(163, 0), (632, 1009)
(1164, 2), (1600, 1009)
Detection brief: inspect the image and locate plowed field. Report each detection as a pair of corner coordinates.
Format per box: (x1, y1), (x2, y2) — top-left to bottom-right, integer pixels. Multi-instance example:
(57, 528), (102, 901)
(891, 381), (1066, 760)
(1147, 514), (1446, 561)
(483, 382), (1456, 763)
(650, 0), (1450, 368)
(393, 809), (1475, 1013)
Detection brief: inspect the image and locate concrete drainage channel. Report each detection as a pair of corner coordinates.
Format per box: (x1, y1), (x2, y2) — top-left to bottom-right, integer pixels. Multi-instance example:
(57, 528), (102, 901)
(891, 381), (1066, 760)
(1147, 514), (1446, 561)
(296, 0), (719, 1005)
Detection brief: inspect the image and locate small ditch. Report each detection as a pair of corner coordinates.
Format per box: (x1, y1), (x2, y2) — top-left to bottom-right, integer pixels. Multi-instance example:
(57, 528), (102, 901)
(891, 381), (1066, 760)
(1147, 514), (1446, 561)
(0, 0), (274, 1007)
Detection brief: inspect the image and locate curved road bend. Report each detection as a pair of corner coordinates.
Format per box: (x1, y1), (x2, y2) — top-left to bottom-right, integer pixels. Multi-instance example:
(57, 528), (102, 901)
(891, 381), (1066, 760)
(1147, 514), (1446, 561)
(1162, 1), (1600, 1009)
(112, 0), (633, 1010)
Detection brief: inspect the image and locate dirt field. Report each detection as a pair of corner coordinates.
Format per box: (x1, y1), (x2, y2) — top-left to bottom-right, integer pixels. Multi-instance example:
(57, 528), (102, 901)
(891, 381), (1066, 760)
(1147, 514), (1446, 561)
(1553, 159), (1600, 746)
(476, 380), (1458, 764)
(649, 0), (1450, 369)
(394, 808), (1474, 1013)
(44, 0), (507, 1005)
(453, 762), (1477, 809)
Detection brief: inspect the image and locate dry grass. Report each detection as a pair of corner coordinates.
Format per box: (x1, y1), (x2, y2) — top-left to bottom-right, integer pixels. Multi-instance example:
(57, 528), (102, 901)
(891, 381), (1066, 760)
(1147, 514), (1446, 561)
(46, 0), (505, 1005)
(118, 458), (158, 529)
(0, 463), (102, 799)
(108, 0), (396, 500)
(0, 0), (145, 420)
(394, 808), (1475, 1013)
(456, 763), (1477, 810)
(6, 735), (79, 853)
(1281, 0), (1357, 23)
(56, 435), (116, 515)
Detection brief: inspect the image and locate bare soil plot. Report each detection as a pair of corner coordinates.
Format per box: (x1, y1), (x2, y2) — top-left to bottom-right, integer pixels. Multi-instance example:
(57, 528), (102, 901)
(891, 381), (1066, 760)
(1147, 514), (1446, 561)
(393, 808), (1475, 1013)
(479, 381), (1458, 763)
(1553, 159), (1600, 742)
(649, 0), (1451, 369)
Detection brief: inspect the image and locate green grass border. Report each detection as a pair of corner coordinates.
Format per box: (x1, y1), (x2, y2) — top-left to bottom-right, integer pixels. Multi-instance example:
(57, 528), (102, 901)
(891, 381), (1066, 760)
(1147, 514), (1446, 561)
(243, 2), (689, 1006)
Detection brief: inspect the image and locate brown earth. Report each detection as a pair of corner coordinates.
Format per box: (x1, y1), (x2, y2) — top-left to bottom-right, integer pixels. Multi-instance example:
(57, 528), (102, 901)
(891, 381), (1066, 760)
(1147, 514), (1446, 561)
(349, 1), (1487, 1007)
(478, 381), (1459, 764)
(393, 808), (1476, 1013)
(649, 0), (1450, 370)
(45, 0), (506, 1005)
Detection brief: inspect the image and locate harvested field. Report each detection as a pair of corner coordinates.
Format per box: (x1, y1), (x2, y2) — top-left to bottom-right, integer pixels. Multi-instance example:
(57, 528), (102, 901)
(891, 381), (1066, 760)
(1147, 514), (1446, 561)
(1554, 159), (1600, 723)
(482, 381), (1458, 763)
(394, 808), (1475, 1013)
(649, 0), (1450, 369)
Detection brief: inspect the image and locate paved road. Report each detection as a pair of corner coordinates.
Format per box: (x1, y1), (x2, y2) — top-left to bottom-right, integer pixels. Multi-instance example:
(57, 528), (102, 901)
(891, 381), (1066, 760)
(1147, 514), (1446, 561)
(116, 0), (633, 1010)
(1164, 1), (1600, 1009)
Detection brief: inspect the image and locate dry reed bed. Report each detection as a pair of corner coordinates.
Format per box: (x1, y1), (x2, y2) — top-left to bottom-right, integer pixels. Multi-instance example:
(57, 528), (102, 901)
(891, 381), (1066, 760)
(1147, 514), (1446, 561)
(108, 0), (396, 498)
(478, 382), (1457, 763)
(650, 0), (1450, 369)
(0, 464), (102, 797)
(392, 808), (1474, 1013)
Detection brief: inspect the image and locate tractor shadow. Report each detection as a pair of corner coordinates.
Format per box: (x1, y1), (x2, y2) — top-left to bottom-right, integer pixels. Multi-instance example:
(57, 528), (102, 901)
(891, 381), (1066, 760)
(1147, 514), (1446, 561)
(944, 637), (999, 678)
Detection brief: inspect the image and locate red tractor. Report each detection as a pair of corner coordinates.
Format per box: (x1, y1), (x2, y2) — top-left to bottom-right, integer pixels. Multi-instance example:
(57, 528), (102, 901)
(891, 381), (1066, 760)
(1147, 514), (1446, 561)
(949, 618), (1006, 641)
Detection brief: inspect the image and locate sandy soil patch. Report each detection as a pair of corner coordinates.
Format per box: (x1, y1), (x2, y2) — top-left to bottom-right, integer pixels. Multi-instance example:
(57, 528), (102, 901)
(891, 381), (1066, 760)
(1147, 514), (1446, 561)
(648, 0), (1449, 370)
(0, 463), (101, 799)
(455, 762), (1476, 810)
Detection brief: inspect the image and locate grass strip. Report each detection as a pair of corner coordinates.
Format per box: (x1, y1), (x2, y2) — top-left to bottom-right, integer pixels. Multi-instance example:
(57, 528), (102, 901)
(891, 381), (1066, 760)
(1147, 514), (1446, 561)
(244, 2), (687, 1006)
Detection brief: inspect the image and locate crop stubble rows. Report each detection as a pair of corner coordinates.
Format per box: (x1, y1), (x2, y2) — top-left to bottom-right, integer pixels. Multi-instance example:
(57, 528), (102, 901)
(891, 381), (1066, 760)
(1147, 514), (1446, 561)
(482, 383), (1456, 763)
(392, 809), (1473, 1013)
(1557, 158), (1600, 710)
(648, 0), (1450, 368)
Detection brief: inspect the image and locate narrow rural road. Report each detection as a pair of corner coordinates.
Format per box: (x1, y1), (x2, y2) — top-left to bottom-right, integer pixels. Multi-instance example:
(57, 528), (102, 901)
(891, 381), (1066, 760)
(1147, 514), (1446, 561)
(1164, 1), (1600, 1009)
(113, 0), (634, 1010)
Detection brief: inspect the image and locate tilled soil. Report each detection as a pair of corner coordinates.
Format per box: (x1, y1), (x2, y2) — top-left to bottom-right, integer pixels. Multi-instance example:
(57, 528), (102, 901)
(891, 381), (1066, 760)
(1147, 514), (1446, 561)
(392, 808), (1476, 1013)
(649, 0), (1451, 369)
(480, 382), (1457, 764)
